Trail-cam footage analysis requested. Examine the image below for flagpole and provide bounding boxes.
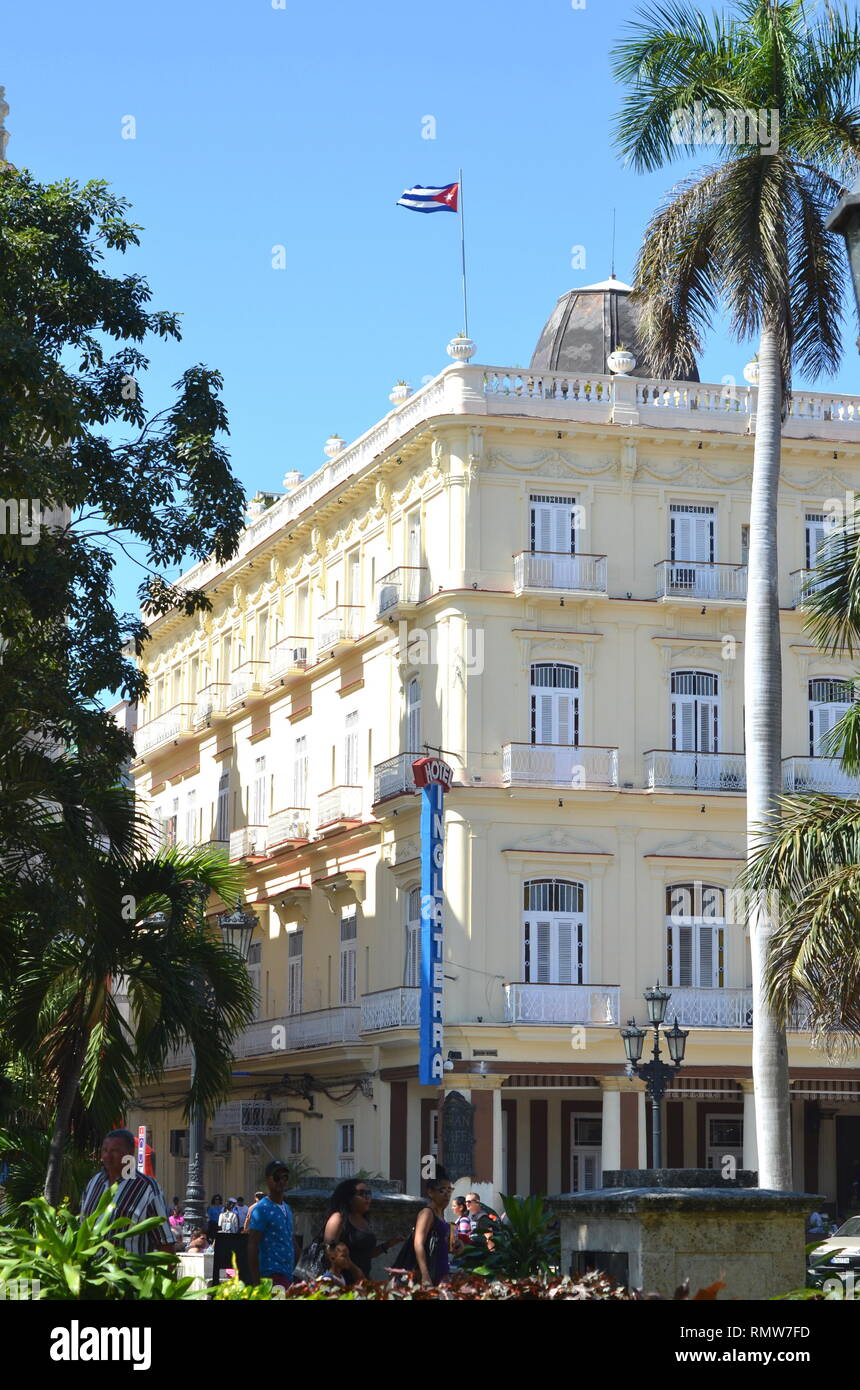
[458,167,469,338]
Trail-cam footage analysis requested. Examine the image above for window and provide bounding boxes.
[215,770,230,843]
[529,493,577,555]
[257,609,268,660]
[809,678,854,756]
[286,1123,302,1156]
[523,879,586,984]
[670,670,719,753]
[247,941,262,1021]
[665,884,725,988]
[669,502,715,563]
[164,797,179,849]
[405,886,421,987]
[805,512,830,570]
[570,1114,602,1191]
[337,1121,355,1177]
[295,583,309,634]
[344,710,359,786]
[339,907,357,1004]
[184,789,197,846]
[252,755,268,825]
[293,735,308,808]
[407,678,421,752]
[740,524,750,565]
[347,550,361,607]
[287,930,303,1015]
[530,663,580,746]
[705,1115,743,1170]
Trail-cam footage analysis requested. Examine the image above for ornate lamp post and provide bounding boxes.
[826,177,860,351]
[621,983,689,1169]
[182,896,258,1228]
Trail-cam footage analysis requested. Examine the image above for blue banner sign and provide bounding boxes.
[413,757,453,1084]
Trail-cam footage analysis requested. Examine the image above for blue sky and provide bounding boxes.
[4,0,859,646]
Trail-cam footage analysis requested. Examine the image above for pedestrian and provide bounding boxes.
[218,1199,240,1235]
[234,1196,249,1227]
[322,1178,403,1284]
[243,1190,264,1232]
[319,1240,352,1287]
[185,1226,211,1253]
[79,1129,174,1255]
[413,1164,455,1286]
[246,1159,297,1288]
[169,1199,185,1246]
[451,1195,471,1244]
[206,1193,224,1242]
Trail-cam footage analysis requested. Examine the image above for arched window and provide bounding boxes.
[522,879,587,983]
[808,677,854,755]
[407,678,422,753]
[665,884,725,988]
[405,886,421,987]
[670,670,719,752]
[530,663,580,746]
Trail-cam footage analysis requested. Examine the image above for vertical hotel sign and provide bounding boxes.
[413,756,453,1084]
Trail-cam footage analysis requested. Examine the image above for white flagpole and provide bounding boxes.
[458,167,469,338]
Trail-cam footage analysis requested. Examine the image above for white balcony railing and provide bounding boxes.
[782,756,860,797]
[194,683,230,726]
[212,1100,282,1134]
[645,749,746,791]
[502,743,619,789]
[668,987,753,1028]
[316,606,363,655]
[316,785,362,828]
[281,1007,361,1050]
[269,636,313,679]
[229,825,268,859]
[655,561,747,602]
[361,988,420,1031]
[135,704,194,756]
[503,983,620,1025]
[229,660,269,704]
[513,551,608,596]
[374,752,421,802]
[267,806,310,848]
[376,567,428,617]
[790,569,824,607]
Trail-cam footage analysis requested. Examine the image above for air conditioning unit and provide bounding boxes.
[212,1134,231,1156]
[291,646,308,666]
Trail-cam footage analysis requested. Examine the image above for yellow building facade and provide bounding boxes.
[129,289,860,1212]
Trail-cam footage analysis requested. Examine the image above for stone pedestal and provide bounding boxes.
[176,1249,213,1292]
[287,1189,424,1282]
[547,1174,821,1300]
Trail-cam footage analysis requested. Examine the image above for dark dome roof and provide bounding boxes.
[530,276,698,381]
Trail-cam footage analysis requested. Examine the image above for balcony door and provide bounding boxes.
[404,886,420,988]
[670,670,720,787]
[523,878,586,984]
[406,678,421,754]
[665,884,725,989]
[529,493,577,588]
[805,512,830,571]
[809,678,853,756]
[339,908,357,1005]
[570,1115,602,1192]
[287,930,303,1015]
[669,503,715,593]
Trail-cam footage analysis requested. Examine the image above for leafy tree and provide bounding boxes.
[612,0,860,1189]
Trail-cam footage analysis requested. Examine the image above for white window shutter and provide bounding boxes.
[678,925,693,986]
[698,925,715,987]
[557,920,573,983]
[536,921,551,982]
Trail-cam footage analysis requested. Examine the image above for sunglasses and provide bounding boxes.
[354,1188,371,1197]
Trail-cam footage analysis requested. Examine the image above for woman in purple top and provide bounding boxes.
[414,1164,455,1285]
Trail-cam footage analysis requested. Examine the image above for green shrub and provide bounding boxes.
[457,1194,560,1278]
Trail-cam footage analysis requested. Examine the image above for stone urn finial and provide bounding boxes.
[324,434,345,459]
[447,334,476,363]
[607,346,637,376]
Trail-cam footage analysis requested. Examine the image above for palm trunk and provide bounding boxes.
[43,1040,86,1206]
[744,321,792,1190]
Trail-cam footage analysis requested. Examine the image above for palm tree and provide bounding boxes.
[740,514,860,1043]
[612,0,860,1187]
[4,843,256,1207]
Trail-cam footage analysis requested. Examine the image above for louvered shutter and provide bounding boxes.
[698,925,715,987]
[695,512,714,562]
[698,693,719,753]
[288,933,303,1015]
[536,921,551,982]
[671,509,692,562]
[806,515,828,570]
[672,693,696,751]
[552,505,572,555]
[678,925,694,986]
[557,920,573,983]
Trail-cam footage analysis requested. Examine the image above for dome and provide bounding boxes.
[529,275,698,381]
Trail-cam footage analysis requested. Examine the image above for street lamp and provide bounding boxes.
[826,176,860,351]
[620,983,689,1169]
[182,895,258,1229]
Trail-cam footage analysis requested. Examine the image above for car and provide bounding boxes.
[808,1216,860,1287]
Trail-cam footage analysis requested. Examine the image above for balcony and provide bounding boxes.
[790,569,823,608]
[655,560,747,605]
[503,983,620,1025]
[269,636,313,682]
[135,704,194,757]
[194,683,230,727]
[229,660,269,706]
[316,605,363,656]
[782,756,860,797]
[361,987,420,1031]
[316,785,362,830]
[513,551,608,598]
[668,988,753,1028]
[376,566,428,618]
[229,824,268,860]
[267,806,311,849]
[374,752,422,803]
[202,838,230,855]
[212,1100,282,1135]
[502,743,619,789]
[645,749,746,792]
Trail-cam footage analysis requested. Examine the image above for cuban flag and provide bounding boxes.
[397,182,459,213]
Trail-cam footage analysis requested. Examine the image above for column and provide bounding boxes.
[601,1082,622,1172]
[491,1086,504,1202]
[741,1081,758,1174]
[637,1091,647,1168]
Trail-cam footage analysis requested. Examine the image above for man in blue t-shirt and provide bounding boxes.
[247,1159,296,1287]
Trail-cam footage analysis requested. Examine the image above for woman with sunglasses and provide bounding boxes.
[323,1178,402,1284]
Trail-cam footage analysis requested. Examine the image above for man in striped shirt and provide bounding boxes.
[79,1129,175,1255]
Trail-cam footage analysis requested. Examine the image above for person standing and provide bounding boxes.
[218,1199,240,1235]
[247,1160,297,1288]
[322,1178,403,1284]
[414,1165,454,1286]
[451,1196,471,1244]
[206,1193,224,1242]
[79,1129,174,1255]
[234,1196,249,1227]
[168,1199,186,1247]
